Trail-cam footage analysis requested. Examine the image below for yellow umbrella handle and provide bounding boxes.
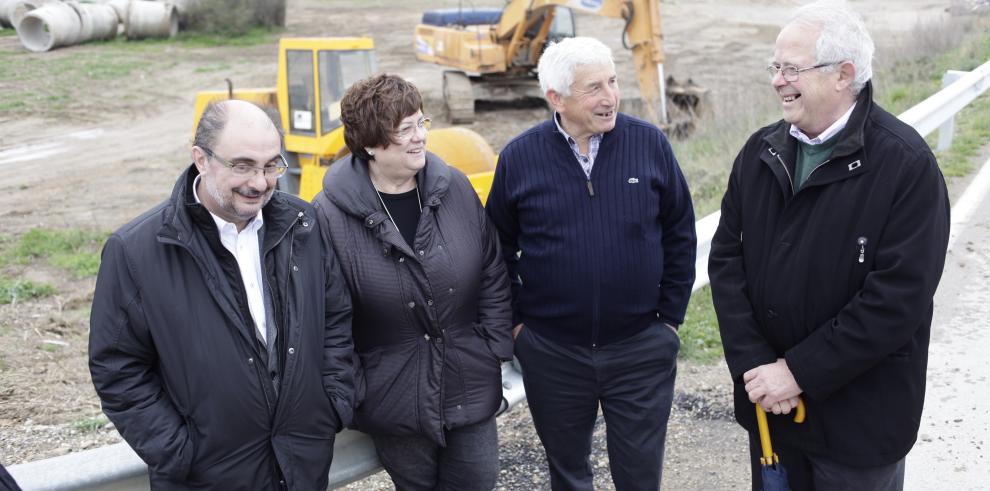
[755,398,806,464]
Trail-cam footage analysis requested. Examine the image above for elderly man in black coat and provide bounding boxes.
[710,2,950,490]
[89,100,354,490]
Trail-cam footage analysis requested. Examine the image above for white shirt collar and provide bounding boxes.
[789,103,857,145]
[192,174,264,233]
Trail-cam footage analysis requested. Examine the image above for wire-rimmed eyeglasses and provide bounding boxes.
[766,62,840,82]
[201,146,289,178]
[393,117,432,142]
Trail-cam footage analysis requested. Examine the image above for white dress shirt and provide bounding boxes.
[193,175,269,343]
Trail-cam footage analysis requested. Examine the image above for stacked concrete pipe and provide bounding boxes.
[6,0,53,29]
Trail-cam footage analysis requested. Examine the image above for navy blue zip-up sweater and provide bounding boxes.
[486,113,697,347]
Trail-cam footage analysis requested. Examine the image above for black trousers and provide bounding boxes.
[372,417,499,491]
[514,323,679,491]
[748,433,905,491]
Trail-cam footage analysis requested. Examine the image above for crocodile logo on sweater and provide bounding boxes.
[628,178,639,184]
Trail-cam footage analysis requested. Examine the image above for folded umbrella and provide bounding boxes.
[755,398,806,491]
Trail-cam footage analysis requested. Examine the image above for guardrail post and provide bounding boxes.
[938,70,968,151]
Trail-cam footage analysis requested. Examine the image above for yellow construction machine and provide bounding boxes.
[192,37,498,202]
[413,0,706,137]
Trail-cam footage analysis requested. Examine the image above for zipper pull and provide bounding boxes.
[857,237,867,263]
[586,180,595,197]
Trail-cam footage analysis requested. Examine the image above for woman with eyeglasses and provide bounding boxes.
[311,74,512,490]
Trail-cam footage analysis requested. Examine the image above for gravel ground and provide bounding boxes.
[343,360,750,490]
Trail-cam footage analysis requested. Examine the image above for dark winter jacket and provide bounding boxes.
[710,83,950,467]
[89,165,355,490]
[486,113,697,348]
[312,153,512,446]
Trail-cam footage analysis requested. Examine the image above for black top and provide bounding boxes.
[379,188,421,247]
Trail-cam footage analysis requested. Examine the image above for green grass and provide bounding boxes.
[73,415,110,433]
[175,27,279,47]
[0,276,56,305]
[678,285,723,363]
[5,228,108,278]
[0,29,15,38]
[933,94,990,178]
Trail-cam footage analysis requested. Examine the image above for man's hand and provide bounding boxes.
[512,323,524,340]
[743,358,802,413]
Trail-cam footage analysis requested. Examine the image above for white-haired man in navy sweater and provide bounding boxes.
[486,36,697,491]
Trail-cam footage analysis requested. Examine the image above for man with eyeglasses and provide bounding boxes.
[89,99,354,490]
[710,1,949,489]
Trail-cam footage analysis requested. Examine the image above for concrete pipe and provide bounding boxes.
[7,0,51,29]
[124,0,177,39]
[68,1,118,42]
[0,0,15,28]
[16,2,83,52]
[104,0,128,24]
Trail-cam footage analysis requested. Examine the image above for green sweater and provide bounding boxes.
[795,133,840,190]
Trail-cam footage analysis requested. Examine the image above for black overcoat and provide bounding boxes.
[90,166,355,489]
[710,83,950,466]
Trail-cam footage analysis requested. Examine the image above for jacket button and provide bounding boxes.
[427,299,434,306]
[302,221,309,227]
[456,404,462,410]
[448,288,454,294]
[407,301,416,308]
[292,265,299,272]
[367,219,374,225]
[768,309,778,319]
[288,347,295,355]
[247,357,254,364]
[297,212,304,218]
[438,245,443,250]
[419,250,425,256]
[398,257,405,263]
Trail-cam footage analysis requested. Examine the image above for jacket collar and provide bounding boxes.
[320,152,450,222]
[762,82,875,194]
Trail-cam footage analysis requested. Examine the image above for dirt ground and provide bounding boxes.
[0,0,963,488]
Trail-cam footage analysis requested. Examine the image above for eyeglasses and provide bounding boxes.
[766,62,839,82]
[394,117,432,142]
[201,146,289,178]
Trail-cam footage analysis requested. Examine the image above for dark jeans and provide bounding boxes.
[372,417,499,491]
[514,323,679,491]
[748,434,905,491]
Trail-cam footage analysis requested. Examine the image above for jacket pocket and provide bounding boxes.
[447,325,502,424]
[354,343,423,435]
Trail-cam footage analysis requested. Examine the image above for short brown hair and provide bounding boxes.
[340,74,423,161]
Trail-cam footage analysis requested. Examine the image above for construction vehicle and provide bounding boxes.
[413,0,706,136]
[192,37,498,202]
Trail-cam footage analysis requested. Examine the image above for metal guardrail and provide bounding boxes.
[8,61,990,490]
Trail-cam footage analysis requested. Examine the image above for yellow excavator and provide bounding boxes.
[413,0,706,137]
[192,37,498,202]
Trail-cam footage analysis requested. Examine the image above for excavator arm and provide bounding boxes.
[495,0,668,125]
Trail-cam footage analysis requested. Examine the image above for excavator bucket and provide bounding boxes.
[664,76,710,139]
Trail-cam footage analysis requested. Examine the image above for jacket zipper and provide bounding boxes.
[771,150,796,195]
[772,146,833,194]
[160,234,276,416]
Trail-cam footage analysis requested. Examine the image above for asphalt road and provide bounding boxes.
[906,155,990,489]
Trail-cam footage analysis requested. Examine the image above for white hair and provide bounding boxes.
[537,37,615,97]
[790,0,875,95]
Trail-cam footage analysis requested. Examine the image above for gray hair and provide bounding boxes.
[193,101,230,150]
[790,0,875,95]
[537,37,615,97]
